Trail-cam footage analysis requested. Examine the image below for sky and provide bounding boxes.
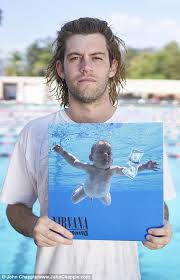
[0,0,180,58]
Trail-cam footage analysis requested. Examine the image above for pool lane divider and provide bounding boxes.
[0,142,15,145]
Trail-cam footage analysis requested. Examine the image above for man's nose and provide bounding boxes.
[79,57,93,73]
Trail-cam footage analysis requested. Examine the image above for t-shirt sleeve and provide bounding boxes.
[0,138,37,208]
[163,148,176,201]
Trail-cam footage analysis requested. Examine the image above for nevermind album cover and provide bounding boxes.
[48,123,164,241]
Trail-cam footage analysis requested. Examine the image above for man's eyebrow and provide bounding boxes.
[67,52,81,58]
[91,52,106,56]
[67,52,106,57]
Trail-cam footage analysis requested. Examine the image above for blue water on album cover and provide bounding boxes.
[48,123,163,241]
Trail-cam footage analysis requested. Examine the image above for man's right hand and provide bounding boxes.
[32,216,73,247]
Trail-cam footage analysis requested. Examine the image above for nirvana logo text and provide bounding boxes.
[52,216,88,236]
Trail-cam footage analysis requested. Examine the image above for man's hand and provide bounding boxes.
[142,220,171,249]
[33,216,73,247]
[144,160,159,171]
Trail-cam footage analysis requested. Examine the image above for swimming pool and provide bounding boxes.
[0,104,180,278]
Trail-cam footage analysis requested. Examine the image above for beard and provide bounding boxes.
[65,77,110,104]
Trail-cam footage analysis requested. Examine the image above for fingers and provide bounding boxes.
[52,144,60,149]
[33,216,73,247]
[34,233,61,247]
[53,145,63,154]
[148,223,171,237]
[40,230,73,246]
[153,163,160,170]
[143,235,170,250]
[146,234,170,246]
[142,222,172,250]
[142,240,165,250]
[146,161,160,170]
[48,218,73,239]
[150,161,160,171]
[52,145,59,151]
[51,143,57,151]
[152,167,160,171]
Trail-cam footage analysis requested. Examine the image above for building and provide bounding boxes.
[122,79,180,101]
[0,76,50,104]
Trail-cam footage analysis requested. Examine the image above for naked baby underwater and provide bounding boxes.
[52,140,159,205]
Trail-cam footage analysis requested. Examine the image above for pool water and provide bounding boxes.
[0,104,180,278]
[0,158,38,274]
[139,154,180,280]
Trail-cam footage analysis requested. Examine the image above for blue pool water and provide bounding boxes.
[0,105,180,278]
[139,155,180,280]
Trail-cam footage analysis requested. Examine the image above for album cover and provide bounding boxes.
[48,123,163,241]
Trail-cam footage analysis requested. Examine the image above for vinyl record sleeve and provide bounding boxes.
[48,123,164,241]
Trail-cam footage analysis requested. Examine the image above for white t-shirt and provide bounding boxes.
[0,107,176,280]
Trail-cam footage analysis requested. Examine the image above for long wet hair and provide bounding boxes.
[46,17,126,107]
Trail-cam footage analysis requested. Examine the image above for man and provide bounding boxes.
[0,18,176,279]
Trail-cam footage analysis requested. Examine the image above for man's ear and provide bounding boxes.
[56,60,65,79]
[89,154,93,161]
[109,59,118,78]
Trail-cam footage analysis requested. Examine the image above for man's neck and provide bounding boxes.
[65,100,117,123]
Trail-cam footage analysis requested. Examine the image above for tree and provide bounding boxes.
[157,42,180,79]
[127,51,165,79]
[4,51,25,76]
[127,41,180,80]
[25,38,53,76]
[0,9,2,25]
[4,37,53,76]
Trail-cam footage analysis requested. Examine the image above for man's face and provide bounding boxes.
[56,33,117,104]
[92,143,113,169]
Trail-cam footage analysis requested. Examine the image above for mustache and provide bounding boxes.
[78,74,97,79]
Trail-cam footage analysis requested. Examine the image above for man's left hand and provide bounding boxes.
[142,220,172,249]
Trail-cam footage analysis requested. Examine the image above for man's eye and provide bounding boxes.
[70,57,80,61]
[93,57,103,61]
